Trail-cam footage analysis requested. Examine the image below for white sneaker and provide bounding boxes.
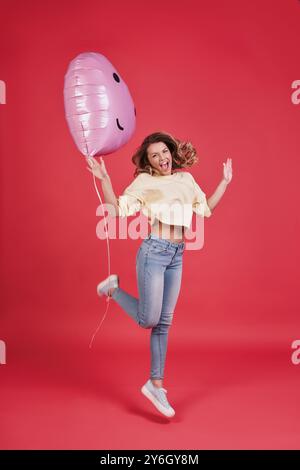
[96,274,119,297]
[141,379,175,418]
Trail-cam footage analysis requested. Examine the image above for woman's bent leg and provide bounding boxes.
[111,287,139,323]
[111,241,165,328]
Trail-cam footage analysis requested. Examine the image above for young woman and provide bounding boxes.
[86,131,232,418]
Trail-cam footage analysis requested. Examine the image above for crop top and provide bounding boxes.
[117,171,212,229]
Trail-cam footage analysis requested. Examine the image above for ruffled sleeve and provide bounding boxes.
[117,193,142,217]
[190,175,212,217]
[117,174,144,217]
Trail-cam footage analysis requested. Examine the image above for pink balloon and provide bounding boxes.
[63,52,136,157]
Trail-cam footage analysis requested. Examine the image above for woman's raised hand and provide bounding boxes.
[86,156,109,180]
[222,157,232,185]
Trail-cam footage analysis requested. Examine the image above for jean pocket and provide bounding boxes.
[149,243,168,254]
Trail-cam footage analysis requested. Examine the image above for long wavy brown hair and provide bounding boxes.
[131,131,199,178]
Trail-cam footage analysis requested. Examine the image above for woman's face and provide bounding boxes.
[146,141,172,176]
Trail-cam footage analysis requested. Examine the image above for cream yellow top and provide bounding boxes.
[117,171,212,229]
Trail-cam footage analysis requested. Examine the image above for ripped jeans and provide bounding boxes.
[111,233,185,380]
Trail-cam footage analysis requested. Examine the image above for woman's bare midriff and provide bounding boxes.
[150,219,185,244]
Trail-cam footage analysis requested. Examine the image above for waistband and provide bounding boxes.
[146,233,185,249]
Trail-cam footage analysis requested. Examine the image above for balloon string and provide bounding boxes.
[79,122,112,349]
[88,173,112,349]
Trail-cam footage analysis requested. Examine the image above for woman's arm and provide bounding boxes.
[100,174,120,215]
[86,156,120,216]
[207,157,232,212]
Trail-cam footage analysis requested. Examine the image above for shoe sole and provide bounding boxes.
[141,385,175,418]
[97,275,119,297]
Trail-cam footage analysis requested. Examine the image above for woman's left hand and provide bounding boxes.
[223,157,232,185]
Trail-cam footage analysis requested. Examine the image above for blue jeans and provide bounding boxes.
[112,233,185,380]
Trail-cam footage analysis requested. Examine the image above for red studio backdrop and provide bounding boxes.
[0,0,300,450]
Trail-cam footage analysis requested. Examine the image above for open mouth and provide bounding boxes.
[116,118,124,131]
[159,160,170,170]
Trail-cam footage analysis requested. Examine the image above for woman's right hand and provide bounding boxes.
[86,156,109,180]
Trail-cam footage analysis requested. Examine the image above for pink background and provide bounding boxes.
[0,0,300,449]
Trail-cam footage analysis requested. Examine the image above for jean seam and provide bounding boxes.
[141,242,151,326]
[159,332,162,379]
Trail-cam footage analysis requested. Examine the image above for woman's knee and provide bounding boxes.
[138,304,161,329]
[139,318,158,329]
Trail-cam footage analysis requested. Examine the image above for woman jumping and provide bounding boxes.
[86,131,233,418]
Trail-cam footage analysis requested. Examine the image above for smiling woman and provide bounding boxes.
[148,142,172,173]
[123,131,207,243]
[92,129,232,418]
[131,130,198,178]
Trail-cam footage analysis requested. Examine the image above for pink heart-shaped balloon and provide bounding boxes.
[63,51,136,157]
